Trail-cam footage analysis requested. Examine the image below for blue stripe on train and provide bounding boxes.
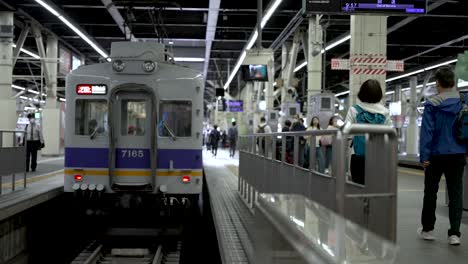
[64,148,202,169]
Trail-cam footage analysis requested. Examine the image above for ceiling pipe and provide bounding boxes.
[203,0,221,79]
[101,0,136,41]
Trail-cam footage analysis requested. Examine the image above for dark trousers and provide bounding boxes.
[229,140,236,157]
[351,154,366,185]
[421,154,465,237]
[26,140,40,171]
[211,142,218,156]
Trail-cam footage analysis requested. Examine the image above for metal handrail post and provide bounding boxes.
[334,131,347,216]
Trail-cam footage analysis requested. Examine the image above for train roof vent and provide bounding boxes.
[110,42,165,62]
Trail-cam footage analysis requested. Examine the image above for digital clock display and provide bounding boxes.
[304,0,427,15]
[341,0,427,14]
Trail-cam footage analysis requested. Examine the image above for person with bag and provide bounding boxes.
[418,67,466,245]
[345,79,391,185]
[210,125,221,157]
[24,113,45,172]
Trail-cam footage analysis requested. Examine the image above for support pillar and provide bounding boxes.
[0,12,16,147]
[406,77,419,155]
[41,35,61,156]
[349,16,387,106]
[306,16,323,122]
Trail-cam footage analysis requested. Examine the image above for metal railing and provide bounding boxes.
[0,130,27,195]
[238,123,398,242]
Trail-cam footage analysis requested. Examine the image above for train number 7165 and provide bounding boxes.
[121,149,144,158]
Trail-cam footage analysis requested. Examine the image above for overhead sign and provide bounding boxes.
[227,100,243,112]
[331,55,404,74]
[305,0,427,15]
[76,84,107,95]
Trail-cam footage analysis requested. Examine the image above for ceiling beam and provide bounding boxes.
[203,0,221,80]
[101,0,136,41]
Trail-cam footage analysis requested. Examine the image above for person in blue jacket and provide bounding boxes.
[418,66,466,245]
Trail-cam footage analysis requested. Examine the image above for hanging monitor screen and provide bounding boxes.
[341,0,427,14]
[241,65,268,81]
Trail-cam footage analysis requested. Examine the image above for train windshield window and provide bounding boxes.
[75,100,108,136]
[159,101,192,137]
[121,100,147,136]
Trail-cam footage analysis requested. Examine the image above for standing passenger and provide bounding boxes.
[210,125,220,157]
[24,113,44,172]
[345,79,391,185]
[256,117,272,155]
[321,116,339,174]
[306,117,325,173]
[291,117,306,167]
[418,66,466,245]
[228,122,238,158]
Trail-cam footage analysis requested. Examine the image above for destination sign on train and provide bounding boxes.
[76,84,107,95]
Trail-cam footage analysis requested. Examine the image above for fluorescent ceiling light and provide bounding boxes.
[12,85,26,91]
[335,91,350,97]
[246,30,258,50]
[325,35,351,51]
[35,0,60,16]
[174,57,205,62]
[59,98,66,102]
[24,106,37,111]
[12,44,40,59]
[261,0,283,28]
[386,69,425,82]
[35,0,109,59]
[224,0,283,90]
[224,51,246,90]
[386,91,395,95]
[28,90,40,95]
[294,61,307,72]
[424,59,458,71]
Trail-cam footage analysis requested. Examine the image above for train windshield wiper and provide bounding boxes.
[163,122,177,141]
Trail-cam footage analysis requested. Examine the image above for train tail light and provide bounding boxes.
[74,174,83,181]
[182,175,191,183]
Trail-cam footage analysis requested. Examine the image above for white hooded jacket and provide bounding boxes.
[345,102,392,126]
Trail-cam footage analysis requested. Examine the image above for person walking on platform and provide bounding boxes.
[228,122,238,158]
[418,66,466,246]
[210,125,220,157]
[24,113,44,172]
[345,79,391,185]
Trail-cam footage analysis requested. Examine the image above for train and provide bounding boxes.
[64,42,204,210]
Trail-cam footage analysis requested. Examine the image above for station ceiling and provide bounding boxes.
[2,0,468,104]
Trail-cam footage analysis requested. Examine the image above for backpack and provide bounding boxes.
[257,125,266,134]
[353,105,386,156]
[456,94,468,143]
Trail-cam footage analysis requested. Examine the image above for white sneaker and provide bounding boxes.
[448,235,461,245]
[417,227,435,240]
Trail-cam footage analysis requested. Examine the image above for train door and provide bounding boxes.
[109,86,156,191]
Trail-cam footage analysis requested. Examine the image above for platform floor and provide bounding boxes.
[0,157,64,221]
[204,149,468,263]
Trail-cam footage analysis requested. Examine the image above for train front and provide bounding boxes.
[64,42,204,209]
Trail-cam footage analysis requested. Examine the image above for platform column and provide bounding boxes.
[349,16,387,106]
[406,76,419,155]
[306,16,323,122]
[41,35,61,156]
[0,12,16,147]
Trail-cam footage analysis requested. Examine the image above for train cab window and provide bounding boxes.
[121,100,147,136]
[75,100,108,136]
[159,101,192,137]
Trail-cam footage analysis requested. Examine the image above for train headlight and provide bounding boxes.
[142,61,156,72]
[112,60,126,72]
